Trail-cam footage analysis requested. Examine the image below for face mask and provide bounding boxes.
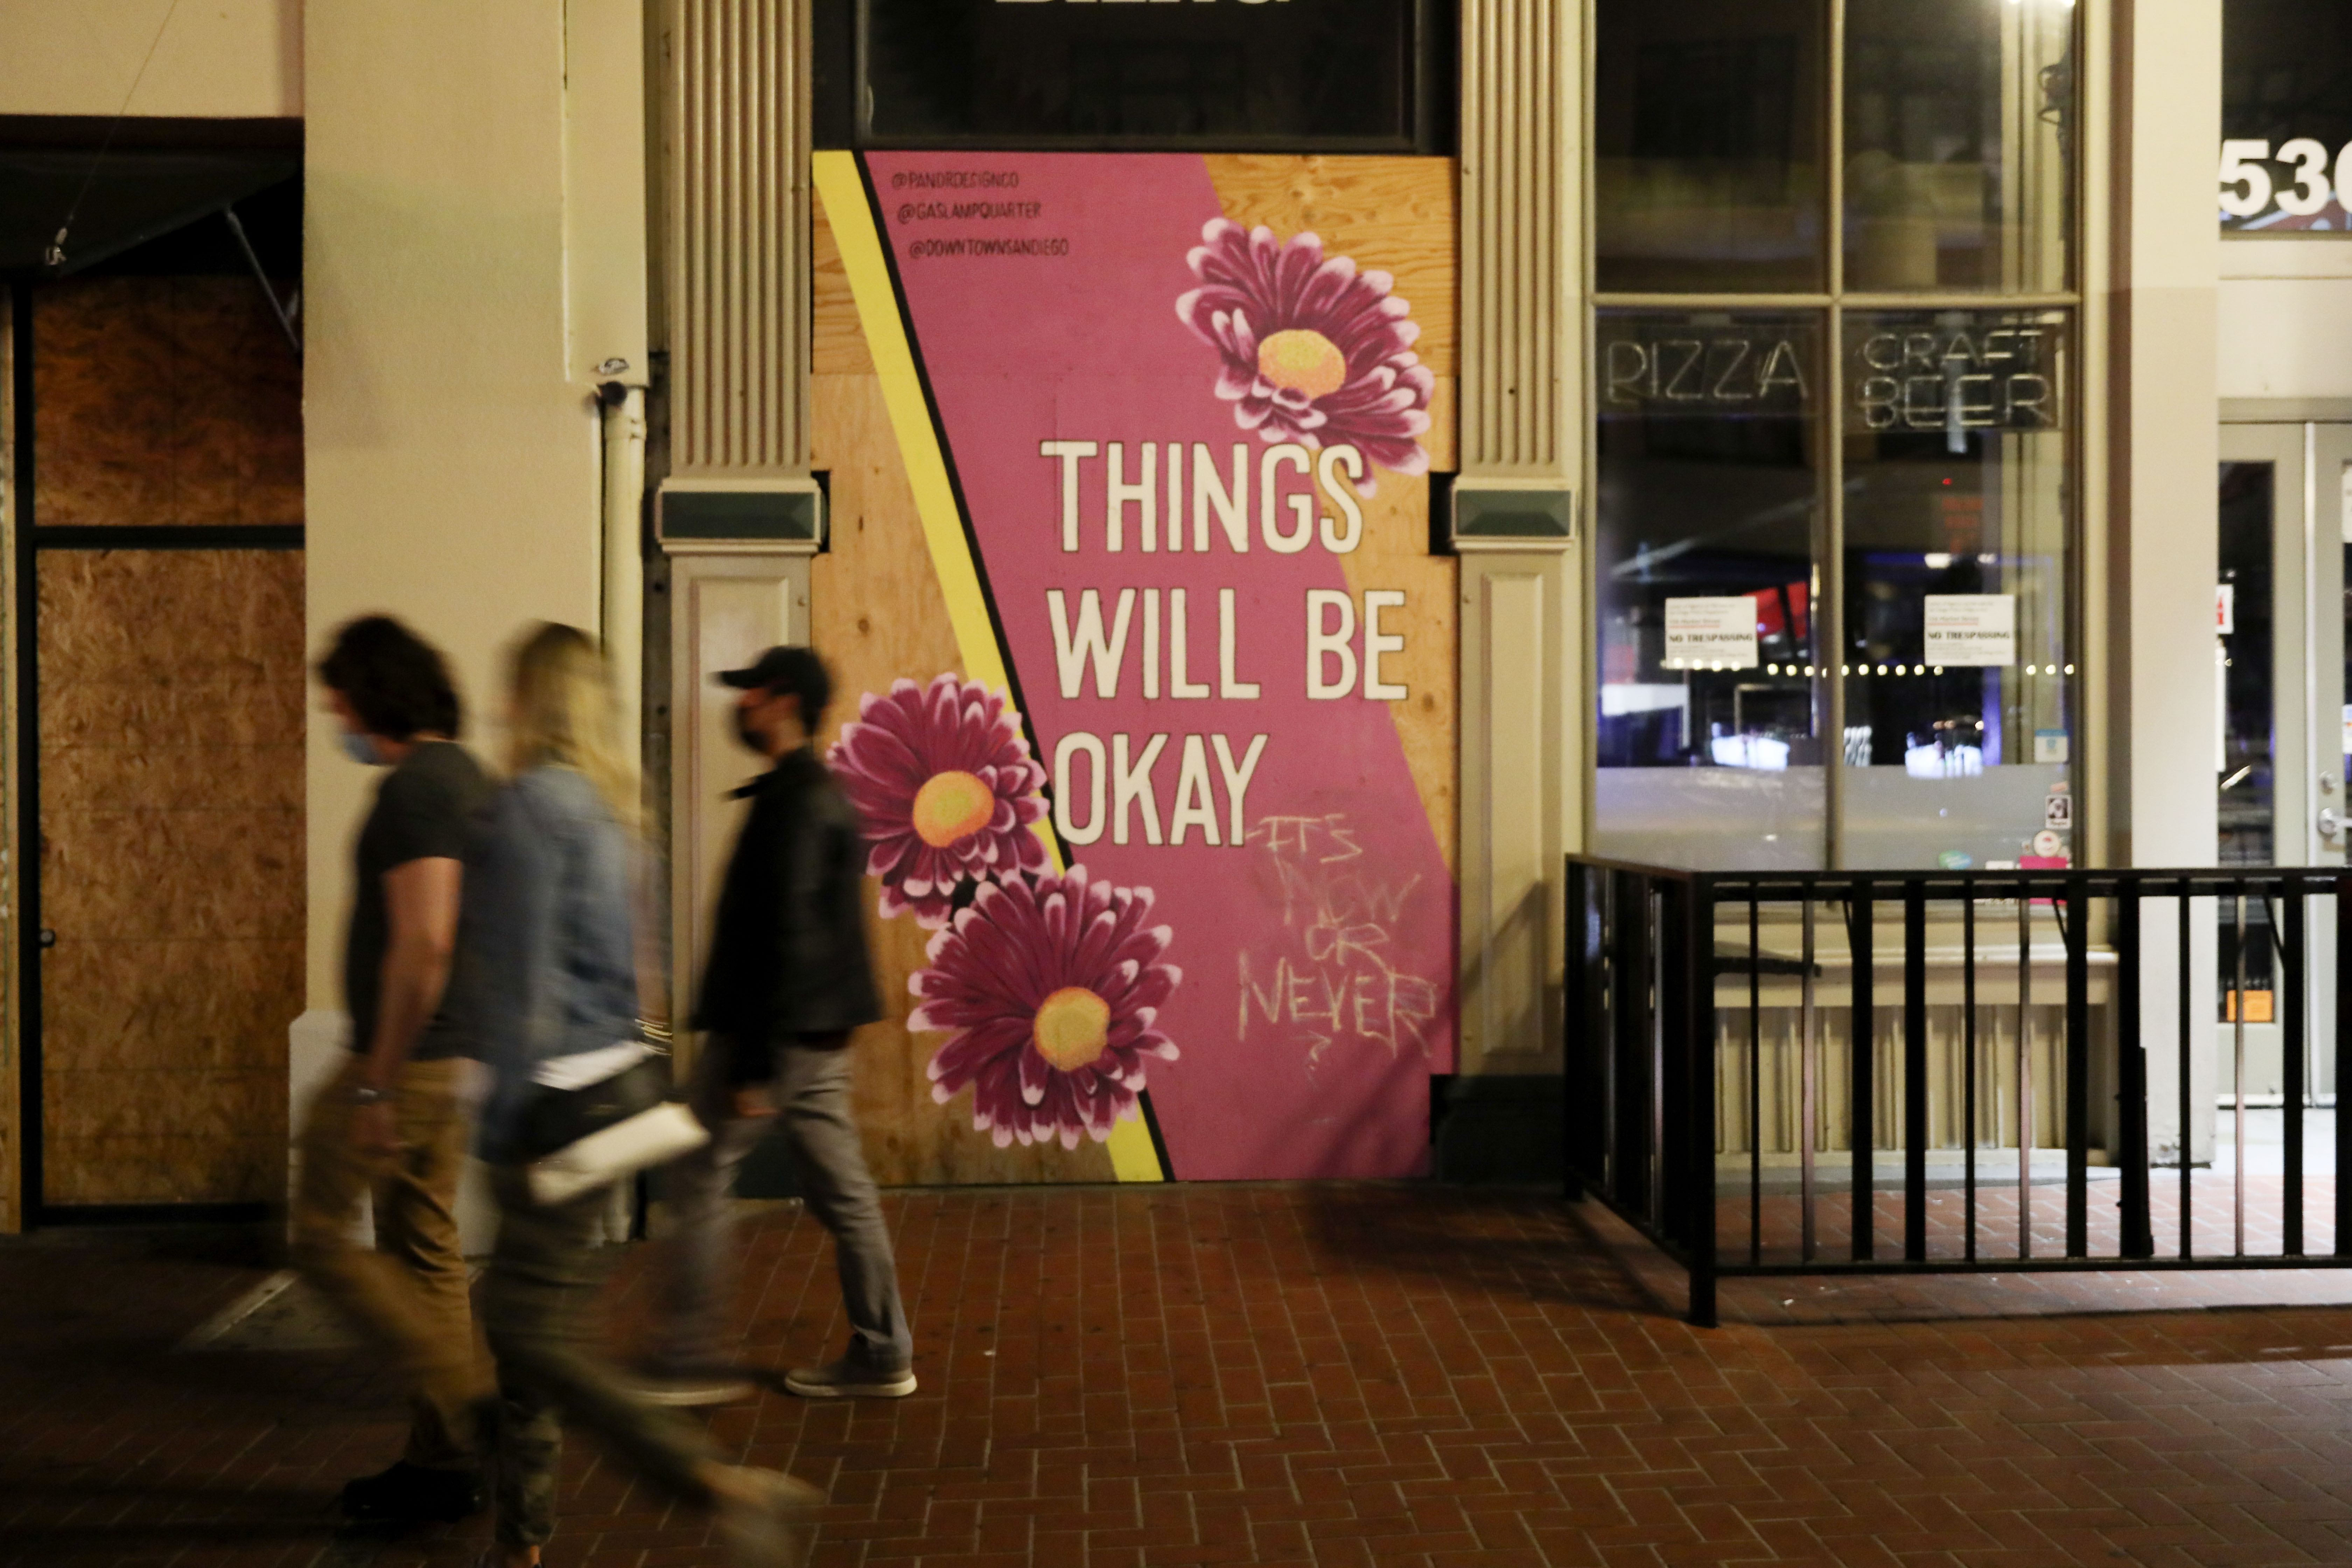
[338,729,388,767]
[733,708,768,756]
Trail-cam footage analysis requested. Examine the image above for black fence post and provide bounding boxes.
[2116,883,2153,1259]
[1657,877,1693,1252]
[2066,873,2090,1258]
[2180,877,2196,1260]
[2339,876,2352,1257]
[1904,882,1928,1261]
[2284,880,2306,1257]
[1688,873,1718,1328]
[1564,858,1591,1199]
[1849,886,1875,1262]
[1610,871,1652,1219]
[1747,894,1763,1268]
[1581,862,1612,1198]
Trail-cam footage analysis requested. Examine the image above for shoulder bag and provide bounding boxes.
[514,1048,710,1207]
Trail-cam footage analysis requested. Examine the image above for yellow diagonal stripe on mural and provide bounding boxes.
[813,153,1018,754]
[813,150,1166,1184]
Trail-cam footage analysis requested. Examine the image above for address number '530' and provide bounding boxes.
[2218,138,2348,220]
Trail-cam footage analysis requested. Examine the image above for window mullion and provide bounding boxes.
[1827,0,1847,302]
[1825,300,1847,869]
[1825,0,1847,867]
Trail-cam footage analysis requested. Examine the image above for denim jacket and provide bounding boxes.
[457,764,643,1162]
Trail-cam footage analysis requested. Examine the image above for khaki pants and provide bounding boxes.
[484,1164,718,1546]
[292,1054,492,1470]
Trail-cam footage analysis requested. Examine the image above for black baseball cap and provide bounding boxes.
[716,645,833,716]
[717,646,803,688]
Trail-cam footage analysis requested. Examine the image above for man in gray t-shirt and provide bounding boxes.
[345,737,489,1065]
[292,616,494,1527]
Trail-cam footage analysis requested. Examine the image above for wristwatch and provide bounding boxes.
[351,1083,389,1107]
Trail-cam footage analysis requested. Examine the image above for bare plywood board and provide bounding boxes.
[812,207,876,378]
[33,278,302,528]
[1,290,16,1229]
[37,550,304,1205]
[38,1130,286,1206]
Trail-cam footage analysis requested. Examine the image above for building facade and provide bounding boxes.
[0,0,2332,1222]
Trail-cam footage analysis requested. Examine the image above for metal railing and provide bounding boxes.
[1565,855,2352,1325]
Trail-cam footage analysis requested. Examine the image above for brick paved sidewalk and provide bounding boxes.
[8,1185,2352,1568]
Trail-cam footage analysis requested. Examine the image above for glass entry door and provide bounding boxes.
[2215,422,2352,1104]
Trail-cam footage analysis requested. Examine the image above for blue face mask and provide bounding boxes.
[337,729,388,767]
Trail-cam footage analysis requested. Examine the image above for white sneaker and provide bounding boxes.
[630,1371,757,1407]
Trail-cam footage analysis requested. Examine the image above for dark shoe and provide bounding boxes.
[783,1353,915,1399]
[339,1460,483,1524]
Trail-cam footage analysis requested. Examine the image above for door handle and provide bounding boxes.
[37,929,55,948]
[2322,807,2343,840]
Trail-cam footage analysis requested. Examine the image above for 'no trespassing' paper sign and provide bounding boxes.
[1663,597,1759,670]
[1923,594,2016,667]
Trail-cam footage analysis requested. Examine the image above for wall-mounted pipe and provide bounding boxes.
[599,381,648,763]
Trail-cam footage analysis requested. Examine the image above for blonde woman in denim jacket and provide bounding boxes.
[461,622,820,1568]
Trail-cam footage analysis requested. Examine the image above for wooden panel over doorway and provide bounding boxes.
[27,273,306,1211]
[36,550,304,1205]
[33,277,301,528]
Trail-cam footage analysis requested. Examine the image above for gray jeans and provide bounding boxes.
[653,1038,912,1373]
[483,1166,718,1546]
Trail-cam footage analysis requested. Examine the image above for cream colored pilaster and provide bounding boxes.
[2112,0,2221,1161]
[654,0,817,1043]
[1452,0,1580,1084]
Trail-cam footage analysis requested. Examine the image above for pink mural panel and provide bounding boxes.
[861,152,1454,1180]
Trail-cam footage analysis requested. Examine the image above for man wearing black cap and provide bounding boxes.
[640,645,913,1404]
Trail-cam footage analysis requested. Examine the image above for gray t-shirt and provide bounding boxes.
[343,740,492,1059]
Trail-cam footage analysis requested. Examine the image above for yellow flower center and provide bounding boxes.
[1031,986,1112,1073]
[1256,328,1349,401]
[911,770,995,849]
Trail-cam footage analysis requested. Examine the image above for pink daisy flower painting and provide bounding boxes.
[828,673,1049,927]
[1175,217,1434,489]
[910,866,1181,1150]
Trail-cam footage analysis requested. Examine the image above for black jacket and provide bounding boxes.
[692,745,883,1082]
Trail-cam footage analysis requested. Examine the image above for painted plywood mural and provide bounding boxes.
[809,153,1457,1183]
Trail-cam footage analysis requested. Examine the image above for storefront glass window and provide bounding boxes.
[1590,1,2079,872]
[1838,309,2072,869]
[1592,312,1826,870]
[2220,0,2352,233]
[846,0,1445,151]
[1592,0,1827,294]
[1842,0,2074,292]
